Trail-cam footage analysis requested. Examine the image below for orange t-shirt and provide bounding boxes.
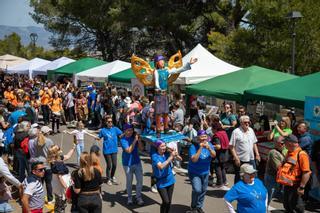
[50,98,62,113]
[4,91,17,106]
[39,90,51,105]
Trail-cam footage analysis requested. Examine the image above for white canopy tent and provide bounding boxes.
[174,43,241,85]
[0,54,29,71]
[75,60,130,82]
[33,56,75,76]
[6,57,51,79]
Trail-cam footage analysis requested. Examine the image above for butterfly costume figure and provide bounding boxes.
[131,51,197,136]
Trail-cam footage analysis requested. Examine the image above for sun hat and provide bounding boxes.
[240,163,257,176]
[41,126,52,134]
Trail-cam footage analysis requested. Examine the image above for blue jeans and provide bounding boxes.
[123,163,143,200]
[264,174,279,204]
[76,143,84,165]
[189,172,209,209]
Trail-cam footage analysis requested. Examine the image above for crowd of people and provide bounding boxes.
[0,73,319,213]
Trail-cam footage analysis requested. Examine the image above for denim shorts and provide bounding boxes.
[0,201,13,212]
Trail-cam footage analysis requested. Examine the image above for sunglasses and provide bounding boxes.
[243,121,250,124]
[35,168,45,172]
[107,121,113,123]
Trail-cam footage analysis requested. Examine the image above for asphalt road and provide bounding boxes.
[11,125,318,213]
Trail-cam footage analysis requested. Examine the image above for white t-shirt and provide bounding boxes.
[70,129,88,145]
[23,177,45,210]
[230,127,257,162]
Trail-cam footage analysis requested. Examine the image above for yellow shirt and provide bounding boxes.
[39,90,52,105]
[50,98,62,113]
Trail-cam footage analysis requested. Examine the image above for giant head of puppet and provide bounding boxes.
[154,55,165,69]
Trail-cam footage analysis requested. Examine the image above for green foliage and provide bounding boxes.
[208,0,320,75]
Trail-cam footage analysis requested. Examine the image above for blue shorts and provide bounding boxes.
[0,201,13,212]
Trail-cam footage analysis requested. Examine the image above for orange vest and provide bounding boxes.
[276,147,309,186]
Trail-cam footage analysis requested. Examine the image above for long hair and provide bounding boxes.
[37,132,46,146]
[78,152,95,181]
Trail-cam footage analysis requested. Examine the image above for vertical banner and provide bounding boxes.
[304,96,320,201]
[131,78,145,97]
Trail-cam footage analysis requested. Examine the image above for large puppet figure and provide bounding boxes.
[131,51,197,136]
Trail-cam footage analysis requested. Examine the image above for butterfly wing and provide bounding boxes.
[168,50,183,85]
[131,55,155,86]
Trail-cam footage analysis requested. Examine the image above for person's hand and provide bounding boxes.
[19,184,24,198]
[63,130,67,133]
[255,154,261,162]
[234,157,240,167]
[134,134,139,142]
[297,187,305,196]
[189,58,198,64]
[200,142,207,148]
[273,120,278,126]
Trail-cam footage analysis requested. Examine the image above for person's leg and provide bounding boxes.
[294,186,305,213]
[76,144,82,165]
[123,166,133,201]
[221,162,227,185]
[189,173,202,209]
[52,114,56,132]
[56,117,60,132]
[104,154,112,180]
[44,169,53,202]
[197,173,209,209]
[166,184,174,213]
[214,162,222,186]
[135,163,143,200]
[45,105,50,124]
[158,187,170,213]
[110,153,117,179]
[283,186,295,212]
[264,174,276,205]
[77,195,89,213]
[91,194,102,213]
[233,163,240,184]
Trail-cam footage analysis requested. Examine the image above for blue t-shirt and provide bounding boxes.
[151,152,176,189]
[121,136,141,166]
[224,178,267,213]
[220,113,237,127]
[188,143,214,175]
[88,91,97,110]
[99,127,122,154]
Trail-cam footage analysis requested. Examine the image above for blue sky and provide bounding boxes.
[0,0,41,27]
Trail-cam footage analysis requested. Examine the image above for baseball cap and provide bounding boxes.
[41,126,52,134]
[284,134,299,143]
[240,163,257,175]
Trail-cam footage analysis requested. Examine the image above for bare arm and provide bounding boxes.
[124,136,139,154]
[63,145,76,161]
[191,146,203,163]
[58,174,67,189]
[157,154,174,170]
[253,143,260,161]
[224,198,236,213]
[21,194,30,213]
[229,145,240,166]
[275,125,290,137]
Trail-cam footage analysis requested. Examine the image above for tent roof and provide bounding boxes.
[108,62,155,83]
[76,60,130,82]
[34,57,75,72]
[0,54,29,70]
[6,57,51,78]
[175,43,241,85]
[53,57,106,75]
[244,71,320,109]
[186,65,298,103]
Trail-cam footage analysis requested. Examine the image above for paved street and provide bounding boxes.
[11,126,318,212]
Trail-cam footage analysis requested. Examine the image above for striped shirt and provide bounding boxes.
[23,175,45,210]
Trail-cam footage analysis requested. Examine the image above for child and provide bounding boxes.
[0,177,13,212]
[64,121,99,165]
[48,144,76,213]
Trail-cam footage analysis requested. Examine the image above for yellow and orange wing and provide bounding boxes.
[168,50,183,85]
[131,55,155,86]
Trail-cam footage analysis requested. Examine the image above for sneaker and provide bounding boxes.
[136,198,144,206]
[151,185,158,193]
[224,182,229,186]
[127,198,133,205]
[107,180,112,186]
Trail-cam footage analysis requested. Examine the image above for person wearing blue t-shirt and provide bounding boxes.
[224,164,268,213]
[98,115,123,185]
[188,130,216,213]
[152,140,180,213]
[120,123,144,206]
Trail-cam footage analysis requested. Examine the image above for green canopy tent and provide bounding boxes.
[244,71,320,109]
[48,57,106,80]
[186,65,298,103]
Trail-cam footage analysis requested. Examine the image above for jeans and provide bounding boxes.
[41,105,50,125]
[264,174,280,204]
[16,149,29,182]
[44,169,53,202]
[283,185,305,213]
[189,172,209,209]
[234,159,256,184]
[214,162,227,185]
[67,106,75,122]
[104,153,117,180]
[123,163,143,200]
[158,184,174,213]
[77,193,102,213]
[76,143,84,165]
